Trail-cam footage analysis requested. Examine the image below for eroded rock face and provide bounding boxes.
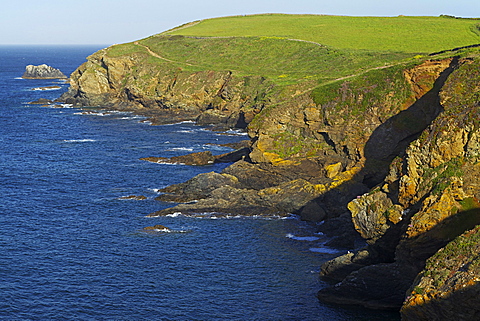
[22,64,67,79]
[319,56,480,310]
[60,48,275,128]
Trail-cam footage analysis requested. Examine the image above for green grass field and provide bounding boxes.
[164,14,480,53]
[106,14,480,87]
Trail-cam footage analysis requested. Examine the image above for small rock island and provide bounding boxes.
[22,64,67,79]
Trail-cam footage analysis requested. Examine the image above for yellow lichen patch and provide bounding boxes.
[314,184,327,194]
[399,175,418,205]
[258,187,282,196]
[325,162,343,179]
[387,205,404,224]
[407,187,460,238]
[329,166,362,188]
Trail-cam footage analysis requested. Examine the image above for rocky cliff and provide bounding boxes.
[318,55,480,314]
[60,35,480,318]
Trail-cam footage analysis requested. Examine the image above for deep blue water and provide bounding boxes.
[0,46,400,320]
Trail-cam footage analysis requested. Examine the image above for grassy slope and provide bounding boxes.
[105,14,480,92]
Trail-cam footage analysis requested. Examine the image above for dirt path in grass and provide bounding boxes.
[134,41,195,66]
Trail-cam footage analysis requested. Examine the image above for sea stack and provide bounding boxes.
[22,64,67,79]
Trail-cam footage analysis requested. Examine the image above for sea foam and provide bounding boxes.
[63,139,96,143]
[286,233,320,241]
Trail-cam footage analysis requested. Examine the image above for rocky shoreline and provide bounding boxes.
[55,41,480,319]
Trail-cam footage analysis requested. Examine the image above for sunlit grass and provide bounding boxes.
[164,14,480,53]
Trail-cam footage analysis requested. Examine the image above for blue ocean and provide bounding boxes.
[0,46,400,320]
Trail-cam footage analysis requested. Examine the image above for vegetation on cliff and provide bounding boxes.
[60,13,480,318]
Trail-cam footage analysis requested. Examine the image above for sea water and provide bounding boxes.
[0,46,400,320]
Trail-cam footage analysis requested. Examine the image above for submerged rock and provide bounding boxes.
[28,98,53,105]
[22,64,67,79]
[143,224,170,232]
[118,195,147,200]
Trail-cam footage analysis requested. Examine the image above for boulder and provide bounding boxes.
[22,64,67,79]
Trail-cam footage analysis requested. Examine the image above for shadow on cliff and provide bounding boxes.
[400,216,480,320]
[318,57,459,221]
[401,281,480,320]
[397,207,480,268]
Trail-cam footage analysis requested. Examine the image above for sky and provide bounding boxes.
[1,0,479,45]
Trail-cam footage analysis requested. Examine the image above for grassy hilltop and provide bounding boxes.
[165,14,480,52]
[107,14,480,87]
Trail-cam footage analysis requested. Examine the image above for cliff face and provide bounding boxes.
[319,56,480,311]
[61,40,480,316]
[62,47,277,127]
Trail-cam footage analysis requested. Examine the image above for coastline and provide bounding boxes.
[50,16,480,317]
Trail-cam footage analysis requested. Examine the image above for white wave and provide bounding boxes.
[282,214,300,220]
[14,77,25,80]
[309,247,342,254]
[56,103,74,108]
[153,161,184,165]
[63,139,96,143]
[119,116,144,120]
[217,129,249,136]
[150,227,172,232]
[142,226,190,233]
[286,233,320,241]
[176,130,195,133]
[32,86,61,91]
[163,120,196,126]
[166,212,183,218]
[163,212,283,220]
[107,110,131,115]
[73,111,109,116]
[167,147,194,152]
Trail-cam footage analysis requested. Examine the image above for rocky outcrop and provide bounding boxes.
[151,162,330,217]
[140,147,251,166]
[142,151,216,166]
[22,64,67,79]
[318,56,480,311]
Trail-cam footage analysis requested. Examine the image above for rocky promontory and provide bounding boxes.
[57,14,480,318]
[22,64,67,79]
